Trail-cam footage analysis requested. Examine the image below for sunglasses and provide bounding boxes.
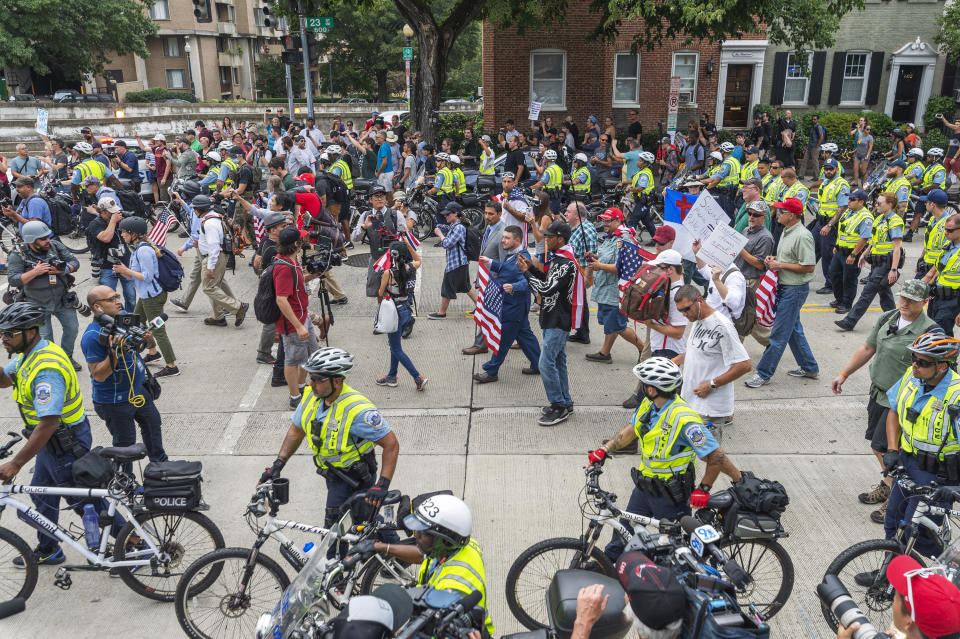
[911,355,937,368]
[0,329,21,339]
[95,294,122,304]
[905,566,949,622]
[946,227,960,233]
[748,211,766,218]
[676,302,698,314]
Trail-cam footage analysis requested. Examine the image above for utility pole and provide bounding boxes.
[296,0,315,121]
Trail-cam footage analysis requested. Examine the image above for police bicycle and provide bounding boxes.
[820,466,960,633]
[0,437,224,607]
[504,465,794,630]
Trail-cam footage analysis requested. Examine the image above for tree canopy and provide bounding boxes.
[936,1,960,66]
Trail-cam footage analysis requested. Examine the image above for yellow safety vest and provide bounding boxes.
[417,538,495,636]
[206,158,238,191]
[453,168,466,194]
[434,166,455,195]
[331,159,353,190]
[883,176,912,203]
[718,156,741,188]
[633,397,700,480]
[870,212,905,256]
[924,213,950,266]
[835,205,872,249]
[478,149,495,175]
[12,342,85,428]
[543,163,563,191]
[75,158,106,182]
[936,244,960,289]
[893,369,960,462]
[572,166,591,193]
[783,181,809,205]
[300,384,376,470]
[818,176,850,220]
[906,161,925,184]
[763,175,784,202]
[631,167,655,195]
[760,172,772,190]
[739,159,758,186]
[921,163,946,190]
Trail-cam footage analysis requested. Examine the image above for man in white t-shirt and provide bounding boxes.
[675,284,753,439]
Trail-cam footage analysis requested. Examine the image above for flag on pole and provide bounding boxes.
[663,188,697,224]
[474,261,503,353]
[253,215,265,244]
[755,269,779,327]
[404,229,420,250]
[373,251,391,272]
[147,208,178,247]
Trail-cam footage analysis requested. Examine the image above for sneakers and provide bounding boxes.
[428,313,446,320]
[235,302,249,327]
[854,569,881,588]
[289,394,302,409]
[143,352,162,364]
[834,305,851,314]
[858,482,891,505]
[170,298,188,311]
[870,501,888,524]
[472,372,498,383]
[13,546,65,567]
[415,375,428,391]
[204,317,227,327]
[344,241,355,250]
[154,365,180,378]
[256,354,277,365]
[787,368,819,379]
[270,377,287,388]
[585,352,612,363]
[539,405,570,427]
[375,375,398,387]
[329,297,348,305]
[541,404,574,415]
[521,367,540,375]
[744,374,770,388]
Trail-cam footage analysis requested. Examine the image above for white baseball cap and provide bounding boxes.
[650,249,683,266]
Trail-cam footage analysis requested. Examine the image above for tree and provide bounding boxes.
[0,0,156,82]
[255,55,305,98]
[937,1,960,66]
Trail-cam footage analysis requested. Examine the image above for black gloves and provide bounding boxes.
[259,457,286,484]
[883,450,901,475]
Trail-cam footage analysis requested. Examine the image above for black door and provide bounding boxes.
[892,65,923,122]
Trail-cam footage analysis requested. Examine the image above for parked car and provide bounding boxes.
[376,110,409,126]
[337,97,369,103]
[7,94,38,103]
[53,89,81,102]
[55,93,116,103]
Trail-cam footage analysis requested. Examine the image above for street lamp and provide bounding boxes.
[402,24,414,111]
[184,41,196,98]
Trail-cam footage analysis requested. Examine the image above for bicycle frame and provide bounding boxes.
[894,498,960,559]
[578,494,661,561]
[0,484,160,568]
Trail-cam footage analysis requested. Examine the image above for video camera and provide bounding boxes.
[95,312,166,353]
[818,575,891,639]
[303,235,341,274]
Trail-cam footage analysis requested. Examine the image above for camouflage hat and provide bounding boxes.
[898,279,930,302]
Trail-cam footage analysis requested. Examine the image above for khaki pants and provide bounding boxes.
[201,253,240,319]
[744,277,771,347]
[135,292,176,364]
[319,271,346,300]
[180,250,204,308]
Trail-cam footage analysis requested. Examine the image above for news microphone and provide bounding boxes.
[0,597,25,620]
[438,589,483,629]
[149,313,169,329]
[680,516,751,588]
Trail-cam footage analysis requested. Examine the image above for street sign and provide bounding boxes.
[667,75,680,133]
[307,17,333,33]
[402,47,413,61]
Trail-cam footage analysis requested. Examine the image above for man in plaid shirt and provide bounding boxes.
[429,202,471,319]
[565,201,597,343]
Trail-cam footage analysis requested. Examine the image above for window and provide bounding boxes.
[783,52,813,104]
[166,69,187,89]
[219,66,231,84]
[613,52,641,104]
[216,36,227,52]
[106,70,124,83]
[215,3,234,22]
[232,68,239,84]
[254,7,269,27]
[162,36,182,57]
[194,0,211,23]
[672,52,699,104]
[530,50,566,109]
[149,0,169,20]
[841,52,870,104]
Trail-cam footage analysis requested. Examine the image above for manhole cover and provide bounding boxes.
[344,253,370,268]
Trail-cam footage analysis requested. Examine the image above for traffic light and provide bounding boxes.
[281,35,302,51]
[192,0,204,18]
[306,33,319,65]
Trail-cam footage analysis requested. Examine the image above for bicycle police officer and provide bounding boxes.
[921,213,960,335]
[531,149,563,213]
[619,151,657,242]
[587,357,743,560]
[566,152,592,200]
[258,347,401,531]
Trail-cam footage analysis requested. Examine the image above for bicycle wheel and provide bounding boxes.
[175,547,289,639]
[358,554,417,594]
[820,538,926,632]
[0,223,18,255]
[505,537,614,630]
[113,510,226,602]
[719,538,794,619]
[415,210,435,241]
[0,527,38,605]
[58,228,90,254]
[462,207,483,228]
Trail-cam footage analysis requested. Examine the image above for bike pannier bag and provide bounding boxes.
[620,264,671,322]
[72,446,113,488]
[143,460,203,511]
[730,471,789,518]
[732,512,781,539]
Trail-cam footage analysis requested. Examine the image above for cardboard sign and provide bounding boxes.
[699,224,749,268]
[528,101,542,122]
[36,109,48,136]
[682,191,729,242]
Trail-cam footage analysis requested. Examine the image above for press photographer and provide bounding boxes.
[87,197,137,310]
[6,221,83,371]
[351,185,401,297]
[80,285,167,467]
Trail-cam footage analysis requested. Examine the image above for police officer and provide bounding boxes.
[815,158,851,295]
[619,151,656,241]
[738,145,760,187]
[199,148,239,193]
[449,155,467,198]
[373,494,495,637]
[882,160,912,221]
[916,190,952,280]
[428,152,456,218]
[0,302,108,565]
[69,141,124,205]
[903,148,928,242]
[587,357,743,560]
[258,347,401,530]
[881,330,960,558]
[566,152,592,200]
[828,189,872,314]
[532,149,563,213]
[922,213,960,335]
[704,142,741,219]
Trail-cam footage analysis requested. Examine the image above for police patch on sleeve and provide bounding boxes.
[685,423,706,447]
[35,382,53,406]
[363,410,384,428]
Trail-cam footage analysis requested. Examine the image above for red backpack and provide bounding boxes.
[620,264,671,323]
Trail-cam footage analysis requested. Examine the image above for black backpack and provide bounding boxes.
[30,195,73,237]
[254,260,296,324]
[116,189,148,219]
[730,471,789,517]
[463,224,482,262]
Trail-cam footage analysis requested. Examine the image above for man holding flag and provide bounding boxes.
[517,220,584,426]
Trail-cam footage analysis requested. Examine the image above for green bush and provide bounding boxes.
[436,112,485,147]
[922,130,951,152]
[924,96,958,130]
[795,110,895,155]
[124,88,195,103]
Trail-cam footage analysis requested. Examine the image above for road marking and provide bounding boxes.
[217,364,271,455]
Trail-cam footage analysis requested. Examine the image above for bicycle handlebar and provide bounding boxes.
[0,431,22,460]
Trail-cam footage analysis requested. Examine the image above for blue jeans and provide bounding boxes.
[93,396,167,471]
[40,306,79,359]
[884,452,956,558]
[99,267,138,311]
[604,486,691,562]
[482,317,541,376]
[928,296,960,337]
[811,220,835,288]
[539,327,571,407]
[387,303,420,380]
[756,283,818,380]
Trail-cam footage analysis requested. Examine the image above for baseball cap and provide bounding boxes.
[97,197,121,213]
[444,201,464,213]
[850,189,869,201]
[823,158,838,169]
[80,126,92,134]
[650,248,683,266]
[616,552,686,630]
[481,134,492,142]
[82,175,102,186]
[899,279,931,302]
[661,136,671,144]
[278,226,301,245]
[743,177,763,190]
[542,219,572,240]
[261,211,287,229]
[746,146,760,154]
[770,198,804,216]
[599,207,624,221]
[918,189,948,205]
[589,115,597,123]
[651,226,676,245]
[369,184,388,196]
[294,173,315,186]
[153,133,166,142]
[889,159,907,169]
[886,555,960,638]
[748,200,769,213]
[392,191,406,202]
[12,177,35,188]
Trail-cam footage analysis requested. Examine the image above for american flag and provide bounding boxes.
[147,208,178,247]
[474,261,503,353]
[615,241,656,304]
[253,215,265,244]
[755,269,779,327]
[373,251,391,272]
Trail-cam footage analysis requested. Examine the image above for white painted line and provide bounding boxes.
[217,363,271,455]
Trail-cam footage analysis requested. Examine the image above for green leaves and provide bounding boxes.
[936,2,960,66]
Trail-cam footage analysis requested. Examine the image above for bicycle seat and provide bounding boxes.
[99,443,147,462]
[706,490,734,510]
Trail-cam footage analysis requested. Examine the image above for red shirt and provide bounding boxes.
[294,192,322,217]
[273,255,309,334]
[151,145,168,180]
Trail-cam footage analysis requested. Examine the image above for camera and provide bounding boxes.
[105,246,126,265]
[303,235,341,274]
[936,113,944,120]
[62,290,92,317]
[104,148,117,158]
[95,312,154,352]
[818,575,891,639]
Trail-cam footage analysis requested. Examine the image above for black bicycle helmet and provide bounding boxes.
[0,302,47,331]
[178,180,202,201]
[892,128,904,138]
[908,330,960,362]
[191,194,214,211]
[118,216,149,236]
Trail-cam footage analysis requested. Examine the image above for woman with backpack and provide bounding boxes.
[113,217,180,378]
[375,239,427,391]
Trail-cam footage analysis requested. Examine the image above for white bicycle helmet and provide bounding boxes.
[74,141,94,155]
[218,140,233,151]
[907,147,924,158]
[574,152,589,163]
[403,494,472,555]
[449,154,461,165]
[544,149,558,160]
[436,152,450,161]
[632,357,683,392]
[709,151,723,162]
[206,151,222,163]
[638,151,656,164]
[820,143,838,153]
[319,152,330,163]
[303,347,354,376]
[927,147,945,158]
[326,144,342,155]
[720,142,735,153]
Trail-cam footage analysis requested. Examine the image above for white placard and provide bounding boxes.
[527,101,542,122]
[664,222,696,262]
[698,224,749,268]
[682,191,729,242]
[36,109,48,136]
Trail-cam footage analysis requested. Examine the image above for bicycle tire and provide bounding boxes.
[820,538,926,632]
[0,526,38,605]
[113,510,226,602]
[718,537,794,619]
[175,546,289,639]
[415,211,435,241]
[0,223,18,255]
[58,229,91,254]
[358,554,417,594]
[505,537,615,630]
[462,207,483,228]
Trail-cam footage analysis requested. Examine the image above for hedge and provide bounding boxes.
[124,88,196,103]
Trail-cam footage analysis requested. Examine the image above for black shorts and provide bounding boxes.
[865,394,889,453]
[441,264,471,299]
[337,200,351,223]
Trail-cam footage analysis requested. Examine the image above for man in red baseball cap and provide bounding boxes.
[841,555,960,639]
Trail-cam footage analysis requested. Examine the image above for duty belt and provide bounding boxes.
[904,450,960,484]
[630,465,694,505]
[934,285,960,300]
